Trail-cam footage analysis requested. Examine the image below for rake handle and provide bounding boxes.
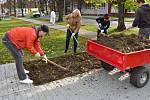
[47,59,69,71]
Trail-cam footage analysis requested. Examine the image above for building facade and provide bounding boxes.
[64,0,108,15]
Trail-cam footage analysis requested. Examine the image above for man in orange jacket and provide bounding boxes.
[2,25,49,84]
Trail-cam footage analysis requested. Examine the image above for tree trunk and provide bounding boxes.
[1,4,3,15]
[34,1,37,8]
[21,0,24,17]
[54,1,56,11]
[117,0,126,31]
[56,0,64,21]
[38,0,44,13]
[72,0,74,11]
[78,0,82,11]
[6,0,12,15]
[108,3,112,14]
[45,0,48,14]
[13,0,16,17]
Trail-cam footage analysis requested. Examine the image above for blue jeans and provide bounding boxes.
[2,34,26,80]
[139,28,150,39]
[64,29,78,53]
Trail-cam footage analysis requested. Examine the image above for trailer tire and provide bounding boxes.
[130,67,149,88]
[101,61,114,71]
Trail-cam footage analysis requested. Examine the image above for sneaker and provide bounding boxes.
[73,51,77,54]
[19,78,33,84]
[24,69,29,74]
[64,50,67,54]
[64,50,67,53]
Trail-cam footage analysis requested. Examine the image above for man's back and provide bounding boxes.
[8,27,37,49]
[133,4,150,28]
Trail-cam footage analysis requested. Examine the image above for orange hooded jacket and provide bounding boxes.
[7,27,44,56]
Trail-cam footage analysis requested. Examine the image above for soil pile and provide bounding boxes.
[24,52,101,86]
[97,34,150,53]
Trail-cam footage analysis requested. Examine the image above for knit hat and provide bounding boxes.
[40,25,49,35]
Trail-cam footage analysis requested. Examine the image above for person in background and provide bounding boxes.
[50,10,56,25]
[64,9,81,54]
[96,14,110,38]
[132,0,150,40]
[2,25,49,84]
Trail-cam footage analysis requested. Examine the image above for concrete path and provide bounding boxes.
[41,15,133,28]
[18,18,97,40]
[0,63,150,100]
[82,18,132,28]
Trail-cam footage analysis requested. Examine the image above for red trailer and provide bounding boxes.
[86,40,150,88]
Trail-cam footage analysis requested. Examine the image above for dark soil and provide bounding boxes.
[24,52,101,86]
[23,34,150,86]
[97,34,150,53]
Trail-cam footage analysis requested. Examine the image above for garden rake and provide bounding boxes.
[42,58,70,71]
[72,34,85,52]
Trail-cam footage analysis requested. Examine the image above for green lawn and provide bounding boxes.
[82,16,134,22]
[111,28,138,35]
[57,21,117,34]
[0,18,36,33]
[0,18,87,64]
[56,21,99,32]
[30,17,136,34]
[30,17,50,22]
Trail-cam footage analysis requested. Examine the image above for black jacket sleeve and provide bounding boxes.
[96,17,101,23]
[132,9,140,27]
[105,21,110,29]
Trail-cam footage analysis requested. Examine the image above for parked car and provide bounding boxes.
[32,11,41,17]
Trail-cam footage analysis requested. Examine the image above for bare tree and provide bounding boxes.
[13,0,16,16]
[38,0,45,13]
[17,0,27,17]
[56,0,64,21]
[117,0,126,31]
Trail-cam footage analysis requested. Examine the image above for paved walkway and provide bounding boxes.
[0,63,150,100]
[18,18,133,40]
[82,18,132,28]
[18,18,97,40]
[1,18,150,100]
[41,15,133,28]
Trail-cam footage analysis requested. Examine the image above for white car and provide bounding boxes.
[32,11,41,17]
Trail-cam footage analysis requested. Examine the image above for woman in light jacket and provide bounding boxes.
[64,9,81,54]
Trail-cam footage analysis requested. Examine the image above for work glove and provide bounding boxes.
[42,54,48,63]
[34,52,41,58]
[72,32,76,36]
[98,23,102,27]
[97,23,102,30]
[66,24,70,28]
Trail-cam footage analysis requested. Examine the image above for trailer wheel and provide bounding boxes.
[101,61,114,71]
[130,67,149,88]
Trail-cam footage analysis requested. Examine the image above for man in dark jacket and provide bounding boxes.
[132,0,150,39]
[96,14,110,38]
